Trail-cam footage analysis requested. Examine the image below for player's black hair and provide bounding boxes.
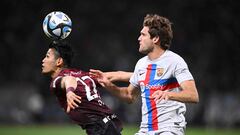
[49,40,73,67]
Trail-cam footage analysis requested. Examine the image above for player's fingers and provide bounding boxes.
[75,97,81,103]
[68,101,74,108]
[90,69,97,72]
[91,69,104,76]
[99,82,105,87]
[160,92,168,101]
[68,101,75,109]
[66,106,70,113]
[164,93,169,100]
[154,94,162,104]
[76,96,82,101]
[67,104,75,113]
[92,69,102,73]
[89,70,97,76]
[153,91,162,99]
[67,98,71,104]
[98,79,105,83]
[71,101,79,108]
[159,93,165,101]
[89,69,99,74]
[151,91,159,98]
[72,97,80,104]
[69,98,77,108]
[155,94,161,100]
[72,94,81,101]
[89,72,98,77]
[74,99,81,105]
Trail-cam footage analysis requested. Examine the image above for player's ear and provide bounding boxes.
[153,36,160,44]
[56,57,64,67]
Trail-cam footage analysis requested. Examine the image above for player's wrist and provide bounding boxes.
[166,92,173,100]
[66,87,75,93]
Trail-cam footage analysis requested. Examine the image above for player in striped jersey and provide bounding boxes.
[90,14,199,135]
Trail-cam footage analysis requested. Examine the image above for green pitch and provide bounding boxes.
[0,124,240,135]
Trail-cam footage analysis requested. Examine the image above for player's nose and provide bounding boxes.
[42,57,46,63]
[138,36,141,41]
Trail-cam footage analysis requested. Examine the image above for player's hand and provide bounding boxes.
[66,91,81,113]
[151,90,169,104]
[89,69,111,87]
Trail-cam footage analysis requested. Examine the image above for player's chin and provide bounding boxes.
[41,69,48,74]
[41,71,46,74]
[139,49,148,54]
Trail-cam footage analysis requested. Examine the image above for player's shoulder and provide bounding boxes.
[134,56,148,69]
[136,56,148,64]
[50,72,64,89]
[165,50,185,62]
[61,68,88,77]
[165,50,181,58]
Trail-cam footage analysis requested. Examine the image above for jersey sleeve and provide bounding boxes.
[129,61,140,88]
[52,76,63,94]
[173,58,194,84]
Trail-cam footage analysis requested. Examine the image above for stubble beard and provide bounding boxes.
[139,45,153,55]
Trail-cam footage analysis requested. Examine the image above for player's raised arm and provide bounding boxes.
[90,69,139,103]
[61,76,82,113]
[104,71,133,82]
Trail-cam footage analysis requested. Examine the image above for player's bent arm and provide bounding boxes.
[104,71,133,82]
[104,83,140,104]
[61,76,77,90]
[61,76,82,112]
[168,80,199,103]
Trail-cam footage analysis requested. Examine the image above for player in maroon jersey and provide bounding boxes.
[41,41,122,135]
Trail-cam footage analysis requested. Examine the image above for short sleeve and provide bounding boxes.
[50,76,64,95]
[173,59,194,84]
[130,65,140,88]
[130,72,139,88]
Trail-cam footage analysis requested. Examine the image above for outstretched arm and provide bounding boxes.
[90,69,139,103]
[104,71,133,82]
[61,76,82,113]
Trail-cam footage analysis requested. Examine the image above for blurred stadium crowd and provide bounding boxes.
[0,0,239,128]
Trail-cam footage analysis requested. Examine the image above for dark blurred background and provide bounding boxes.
[0,0,239,129]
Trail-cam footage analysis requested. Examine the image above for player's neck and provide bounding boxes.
[147,47,165,61]
[51,68,63,79]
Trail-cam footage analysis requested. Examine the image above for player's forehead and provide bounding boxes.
[47,48,56,56]
[140,26,149,34]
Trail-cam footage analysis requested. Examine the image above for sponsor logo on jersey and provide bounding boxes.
[145,83,163,90]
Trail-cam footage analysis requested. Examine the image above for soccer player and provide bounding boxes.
[41,41,122,135]
[90,14,199,135]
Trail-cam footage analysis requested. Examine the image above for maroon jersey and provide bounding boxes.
[50,68,116,126]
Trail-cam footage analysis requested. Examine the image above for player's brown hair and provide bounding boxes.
[143,14,173,50]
